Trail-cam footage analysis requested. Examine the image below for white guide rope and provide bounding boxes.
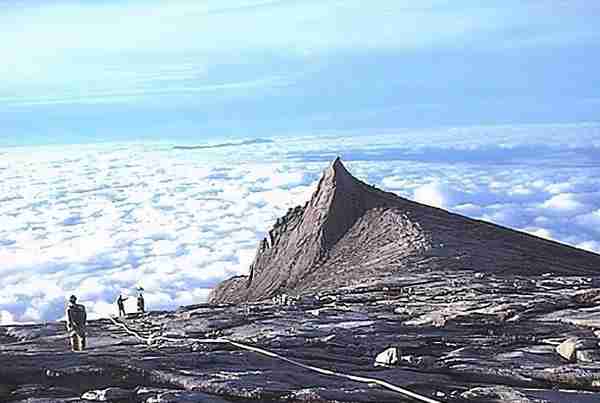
[108,316,442,403]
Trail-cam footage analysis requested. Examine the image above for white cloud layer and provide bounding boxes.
[1,123,599,323]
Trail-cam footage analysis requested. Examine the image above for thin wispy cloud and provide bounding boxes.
[1,0,599,119]
[1,74,297,107]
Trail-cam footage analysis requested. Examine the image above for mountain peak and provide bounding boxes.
[209,158,600,304]
[331,155,344,171]
[311,156,357,208]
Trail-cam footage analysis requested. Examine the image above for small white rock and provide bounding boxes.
[375,347,399,366]
[556,337,578,361]
[82,387,132,401]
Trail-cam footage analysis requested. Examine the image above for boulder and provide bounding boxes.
[405,311,447,327]
[146,391,234,403]
[393,306,412,315]
[399,354,436,368]
[576,349,600,363]
[461,386,533,402]
[556,337,578,361]
[573,288,600,305]
[375,347,399,366]
[81,387,134,401]
[136,387,174,402]
[556,338,599,362]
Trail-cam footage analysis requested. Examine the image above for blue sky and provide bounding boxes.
[1,0,599,144]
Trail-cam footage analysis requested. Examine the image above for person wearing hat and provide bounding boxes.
[65,295,87,352]
[137,290,145,314]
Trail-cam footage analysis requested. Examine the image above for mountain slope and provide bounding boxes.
[210,158,600,303]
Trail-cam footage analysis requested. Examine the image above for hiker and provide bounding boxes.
[137,291,145,313]
[66,295,87,352]
[116,294,128,317]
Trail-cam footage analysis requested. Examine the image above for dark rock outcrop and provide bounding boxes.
[5,274,600,402]
[210,158,600,303]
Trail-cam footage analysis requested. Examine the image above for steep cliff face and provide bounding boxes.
[209,158,600,303]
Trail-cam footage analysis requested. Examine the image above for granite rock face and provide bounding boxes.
[210,158,600,304]
[3,158,600,402]
[5,275,600,402]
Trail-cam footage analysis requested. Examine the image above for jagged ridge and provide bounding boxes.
[209,158,600,303]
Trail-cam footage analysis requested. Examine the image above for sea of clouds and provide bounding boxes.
[1,123,599,324]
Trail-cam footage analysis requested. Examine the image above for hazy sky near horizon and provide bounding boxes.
[1,0,600,144]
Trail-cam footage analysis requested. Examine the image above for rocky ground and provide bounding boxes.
[4,270,600,402]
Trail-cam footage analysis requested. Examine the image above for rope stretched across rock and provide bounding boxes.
[108,316,443,403]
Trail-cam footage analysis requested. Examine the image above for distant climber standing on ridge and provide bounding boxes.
[137,289,145,314]
[116,293,128,317]
[66,295,87,352]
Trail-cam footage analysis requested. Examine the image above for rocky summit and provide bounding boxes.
[210,157,599,304]
[3,159,600,403]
